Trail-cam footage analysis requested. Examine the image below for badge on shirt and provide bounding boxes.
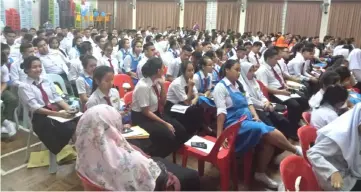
[112,98,119,103]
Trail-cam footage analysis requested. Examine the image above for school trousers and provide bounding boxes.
[131,110,188,158]
[1,90,18,123]
[256,110,296,139]
[152,157,201,191]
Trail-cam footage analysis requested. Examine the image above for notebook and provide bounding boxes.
[122,126,149,139]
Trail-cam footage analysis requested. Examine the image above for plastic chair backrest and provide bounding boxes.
[123,91,133,106]
[302,112,311,125]
[45,74,68,94]
[164,81,171,93]
[113,74,134,98]
[297,125,317,162]
[164,66,168,75]
[280,155,321,191]
[208,115,247,162]
[256,80,269,100]
[76,171,108,191]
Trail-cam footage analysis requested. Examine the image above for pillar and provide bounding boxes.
[281,0,288,34]
[179,0,184,28]
[319,0,331,41]
[238,0,247,33]
[132,0,136,29]
[206,0,217,30]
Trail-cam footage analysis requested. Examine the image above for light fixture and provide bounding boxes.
[129,2,135,9]
[321,0,330,14]
[177,2,184,11]
[238,0,246,12]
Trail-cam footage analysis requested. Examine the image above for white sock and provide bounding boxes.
[254,172,279,188]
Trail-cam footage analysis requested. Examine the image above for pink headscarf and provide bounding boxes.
[75,104,161,191]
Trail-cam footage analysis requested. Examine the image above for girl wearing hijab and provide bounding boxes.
[307,103,361,191]
[75,104,200,191]
[348,48,361,91]
[239,62,295,139]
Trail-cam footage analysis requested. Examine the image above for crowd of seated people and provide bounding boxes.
[1,25,361,190]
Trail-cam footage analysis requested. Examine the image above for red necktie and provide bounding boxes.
[108,59,114,70]
[104,96,112,106]
[271,67,285,89]
[152,85,162,112]
[34,82,55,111]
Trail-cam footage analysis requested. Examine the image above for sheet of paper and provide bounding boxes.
[184,135,218,154]
[286,81,305,88]
[273,94,291,102]
[290,93,301,98]
[170,104,189,114]
[122,126,149,139]
[47,112,83,123]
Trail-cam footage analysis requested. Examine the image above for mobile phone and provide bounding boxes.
[191,142,207,149]
[122,128,133,134]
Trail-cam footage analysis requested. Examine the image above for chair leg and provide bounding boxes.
[13,107,19,131]
[181,152,188,168]
[232,156,239,191]
[22,107,28,130]
[243,150,254,187]
[219,162,230,191]
[172,152,177,164]
[24,127,33,163]
[198,160,205,176]
[48,152,58,174]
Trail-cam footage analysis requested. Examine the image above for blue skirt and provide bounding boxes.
[197,96,216,107]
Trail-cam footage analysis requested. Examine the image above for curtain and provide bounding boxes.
[136,0,179,31]
[328,1,361,47]
[184,1,206,30]
[245,0,283,34]
[216,1,240,32]
[97,0,115,29]
[285,1,322,37]
[115,0,133,30]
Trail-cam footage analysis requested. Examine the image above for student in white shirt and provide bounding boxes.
[205,50,221,86]
[224,43,236,60]
[10,43,46,87]
[164,40,179,66]
[14,28,28,44]
[58,33,72,55]
[348,48,361,90]
[116,38,131,70]
[256,48,309,137]
[82,28,94,44]
[213,59,301,188]
[248,41,262,70]
[99,42,119,74]
[68,41,93,82]
[137,42,156,79]
[309,71,340,109]
[211,36,220,51]
[76,55,97,105]
[3,29,21,64]
[288,45,318,84]
[275,46,301,83]
[243,42,252,62]
[68,36,83,60]
[48,37,69,61]
[165,60,206,135]
[92,35,106,63]
[193,56,213,95]
[311,85,348,130]
[86,66,121,110]
[109,35,119,58]
[307,103,361,191]
[201,41,212,54]
[18,56,78,155]
[192,40,203,53]
[131,57,188,158]
[123,40,142,80]
[235,46,249,63]
[166,45,193,82]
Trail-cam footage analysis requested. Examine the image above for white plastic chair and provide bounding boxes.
[45,74,68,94]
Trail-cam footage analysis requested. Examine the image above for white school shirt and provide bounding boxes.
[60,37,72,54]
[309,89,324,109]
[82,36,94,44]
[116,48,128,70]
[167,75,198,104]
[86,88,121,110]
[112,46,119,59]
[14,37,22,44]
[75,73,92,97]
[193,71,212,92]
[211,43,220,51]
[99,55,119,74]
[123,53,142,74]
[136,56,148,79]
[6,43,21,63]
[131,77,161,113]
[212,77,253,116]
[248,51,261,67]
[10,57,47,87]
[1,65,9,83]
[255,63,284,90]
[277,58,290,76]
[92,44,103,64]
[68,58,83,81]
[302,60,314,78]
[18,76,63,113]
[310,104,338,130]
[167,57,182,78]
[68,47,80,60]
[287,52,309,81]
[38,51,69,75]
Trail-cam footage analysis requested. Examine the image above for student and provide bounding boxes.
[248,41,262,69]
[86,66,121,110]
[309,71,340,109]
[236,46,249,63]
[36,29,46,39]
[165,60,204,135]
[205,50,221,85]
[137,42,156,79]
[311,85,348,129]
[192,40,203,52]
[4,29,21,63]
[239,62,294,138]
[213,59,301,188]
[348,48,361,91]
[190,51,202,73]
[123,40,142,80]
[68,36,83,60]
[92,35,106,62]
[165,40,179,65]
[76,55,97,105]
[256,48,308,137]
[116,38,130,70]
[275,46,301,83]
[21,34,34,45]
[82,28,93,44]
[166,45,193,82]
[10,43,47,87]
[99,42,119,74]
[307,103,361,191]
[68,41,93,81]
[211,36,220,51]
[193,56,213,95]
[75,105,200,191]
[243,42,252,61]
[334,66,361,105]
[18,56,78,154]
[224,43,236,60]
[14,28,28,44]
[287,46,318,84]
[201,41,212,54]
[48,37,69,59]
[108,35,119,58]
[131,57,188,158]
[1,52,17,138]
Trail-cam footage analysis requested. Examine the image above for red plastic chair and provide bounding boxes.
[256,80,270,100]
[181,116,249,190]
[280,155,321,191]
[77,171,108,191]
[302,112,311,125]
[123,91,133,106]
[297,125,317,163]
[164,66,168,75]
[113,74,134,98]
[164,81,171,93]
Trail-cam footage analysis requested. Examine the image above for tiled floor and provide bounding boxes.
[1,127,287,191]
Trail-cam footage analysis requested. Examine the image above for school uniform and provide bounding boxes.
[255,62,308,136]
[165,48,179,65]
[310,104,338,129]
[10,57,47,87]
[75,72,92,97]
[131,77,188,158]
[165,75,204,135]
[82,36,94,44]
[99,55,119,74]
[112,46,119,59]
[309,89,324,109]
[278,58,290,76]
[212,65,221,86]
[86,88,122,110]
[213,77,274,153]
[136,56,149,79]
[38,51,69,78]
[18,76,77,154]
[60,38,72,55]
[123,53,141,74]
[287,52,310,81]
[248,51,261,68]
[1,65,18,125]
[92,44,103,64]
[116,48,129,70]
[68,47,80,60]
[68,58,83,81]
[5,43,21,63]
[167,57,182,79]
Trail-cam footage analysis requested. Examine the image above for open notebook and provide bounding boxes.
[122,126,150,139]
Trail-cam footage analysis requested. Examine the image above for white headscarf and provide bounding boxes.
[317,103,361,177]
[348,48,361,70]
[75,105,161,191]
[239,61,261,100]
[333,48,350,59]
